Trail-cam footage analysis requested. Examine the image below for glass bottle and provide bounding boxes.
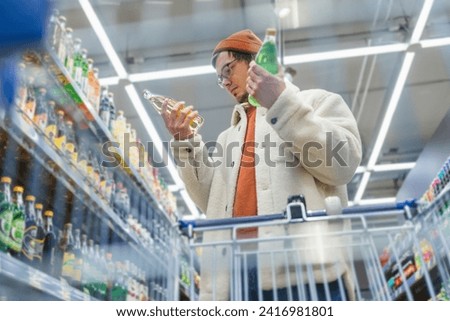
[34,203,46,265]
[33,88,49,132]
[55,16,67,62]
[23,77,36,123]
[16,63,28,111]
[47,9,61,51]
[108,92,116,132]
[248,28,279,107]
[0,177,13,252]
[99,87,111,129]
[42,210,56,275]
[142,90,204,130]
[64,27,74,76]
[81,49,89,96]
[91,68,101,113]
[21,195,37,263]
[9,186,25,257]
[72,229,83,289]
[72,38,83,85]
[113,110,126,143]
[54,110,66,151]
[45,100,57,143]
[60,223,75,282]
[65,120,78,163]
[80,234,93,296]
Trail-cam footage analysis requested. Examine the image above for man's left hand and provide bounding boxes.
[247,61,286,109]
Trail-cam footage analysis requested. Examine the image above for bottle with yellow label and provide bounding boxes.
[65,120,78,164]
[54,110,66,151]
[0,177,14,252]
[9,186,25,257]
[45,101,57,143]
[21,195,38,263]
[33,88,49,132]
[34,203,46,265]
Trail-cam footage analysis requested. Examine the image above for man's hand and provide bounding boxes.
[246,61,286,108]
[161,99,198,140]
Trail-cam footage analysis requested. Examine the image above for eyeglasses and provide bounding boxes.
[217,58,237,88]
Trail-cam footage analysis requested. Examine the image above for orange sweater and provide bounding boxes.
[233,106,258,239]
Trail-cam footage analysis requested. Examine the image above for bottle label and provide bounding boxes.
[65,142,75,156]
[33,113,48,131]
[62,252,75,278]
[9,209,25,253]
[45,124,57,141]
[0,204,13,252]
[54,135,66,151]
[22,224,38,260]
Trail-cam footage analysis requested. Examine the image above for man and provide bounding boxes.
[162,29,362,300]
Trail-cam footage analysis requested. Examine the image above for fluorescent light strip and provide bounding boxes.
[124,84,185,188]
[353,172,371,204]
[129,65,215,82]
[78,0,128,78]
[410,0,435,43]
[284,43,408,65]
[373,162,416,172]
[367,51,415,170]
[421,37,450,48]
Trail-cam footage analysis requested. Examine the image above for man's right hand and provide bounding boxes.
[161,99,198,140]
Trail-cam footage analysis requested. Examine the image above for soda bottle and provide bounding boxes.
[0,177,14,252]
[9,186,25,257]
[248,28,279,107]
[63,28,74,76]
[80,49,89,95]
[42,210,56,274]
[54,110,67,151]
[99,87,111,128]
[33,88,49,132]
[72,38,83,85]
[45,101,57,143]
[65,120,78,163]
[80,234,93,296]
[33,203,46,265]
[142,90,204,130]
[47,9,61,51]
[23,77,36,123]
[72,229,83,289]
[60,223,75,282]
[108,93,116,132]
[89,67,101,113]
[56,16,67,63]
[21,195,38,263]
[16,63,28,111]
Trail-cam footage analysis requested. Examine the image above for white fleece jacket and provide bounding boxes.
[171,81,362,300]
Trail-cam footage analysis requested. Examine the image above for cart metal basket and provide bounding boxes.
[179,191,450,301]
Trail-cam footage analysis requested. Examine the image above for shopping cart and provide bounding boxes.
[179,192,450,301]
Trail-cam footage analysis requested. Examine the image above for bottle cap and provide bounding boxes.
[266,28,276,36]
[87,58,94,64]
[57,110,65,116]
[25,195,35,202]
[44,210,53,217]
[66,120,73,126]
[1,177,11,184]
[39,88,47,94]
[35,203,43,210]
[48,100,56,106]
[13,186,24,193]
[64,223,72,228]
[58,16,67,23]
[66,27,73,33]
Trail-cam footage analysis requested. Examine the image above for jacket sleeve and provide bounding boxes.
[170,133,225,213]
[265,83,362,186]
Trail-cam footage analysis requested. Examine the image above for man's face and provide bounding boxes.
[215,51,249,104]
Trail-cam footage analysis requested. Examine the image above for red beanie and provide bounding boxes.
[212,29,262,64]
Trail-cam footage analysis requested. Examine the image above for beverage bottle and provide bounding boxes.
[21,195,38,263]
[95,246,108,300]
[0,177,14,252]
[76,137,89,177]
[63,28,74,75]
[72,229,83,289]
[80,234,93,296]
[87,239,99,298]
[72,38,83,85]
[9,186,25,257]
[108,93,116,132]
[248,28,279,107]
[16,63,28,110]
[42,210,56,275]
[33,88,49,132]
[56,16,67,63]
[60,223,75,282]
[65,120,78,163]
[80,49,89,96]
[33,203,46,265]
[54,110,67,151]
[23,77,36,123]
[45,100,57,143]
[90,68,101,113]
[47,9,61,51]
[99,87,111,128]
[113,110,126,143]
[142,90,204,130]
[111,262,127,301]
[105,252,115,300]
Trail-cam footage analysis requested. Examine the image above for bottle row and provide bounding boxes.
[419,156,450,208]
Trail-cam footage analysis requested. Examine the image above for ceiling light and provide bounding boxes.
[421,37,450,48]
[410,0,435,43]
[367,51,415,169]
[353,172,371,204]
[180,189,200,217]
[78,0,128,79]
[373,162,416,172]
[129,65,215,82]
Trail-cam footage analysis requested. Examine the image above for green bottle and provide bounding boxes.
[9,186,25,256]
[248,28,279,107]
[0,177,14,252]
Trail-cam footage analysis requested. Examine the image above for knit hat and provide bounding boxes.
[212,29,262,66]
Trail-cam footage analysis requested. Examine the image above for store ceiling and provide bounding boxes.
[56,0,450,216]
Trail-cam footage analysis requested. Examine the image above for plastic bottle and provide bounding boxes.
[33,88,49,131]
[42,210,56,274]
[23,77,36,122]
[45,101,57,143]
[33,203,46,265]
[65,120,78,163]
[248,28,279,107]
[0,177,14,252]
[142,90,204,130]
[54,110,67,151]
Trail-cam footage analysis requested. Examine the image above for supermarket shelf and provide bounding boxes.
[36,49,174,224]
[0,252,93,301]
